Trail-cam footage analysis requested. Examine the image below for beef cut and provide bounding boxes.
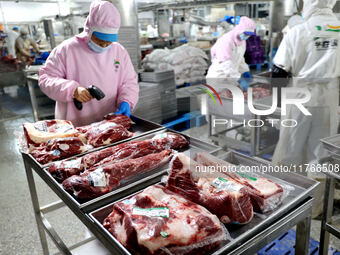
[23,119,78,151]
[82,132,189,169]
[31,137,87,165]
[83,120,133,147]
[49,132,189,182]
[103,114,133,129]
[77,114,133,134]
[62,150,173,199]
[232,175,284,213]
[103,184,227,255]
[166,153,253,224]
[47,157,83,182]
[194,152,284,213]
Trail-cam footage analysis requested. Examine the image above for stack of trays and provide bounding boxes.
[176,85,205,112]
[139,71,178,122]
[133,82,163,123]
[119,26,140,70]
[141,70,174,83]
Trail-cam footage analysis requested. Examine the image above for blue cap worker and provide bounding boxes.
[272,0,340,168]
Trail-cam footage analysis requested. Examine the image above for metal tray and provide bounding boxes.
[321,134,340,156]
[207,83,280,121]
[24,115,165,169]
[88,151,318,255]
[29,128,220,213]
[253,71,271,85]
[77,129,220,212]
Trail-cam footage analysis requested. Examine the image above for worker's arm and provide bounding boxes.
[30,38,40,53]
[39,46,79,103]
[116,48,139,110]
[238,56,250,75]
[271,35,292,87]
[273,34,292,74]
[15,38,31,57]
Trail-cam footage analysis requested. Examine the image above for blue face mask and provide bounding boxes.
[23,35,29,39]
[239,33,250,40]
[88,39,111,53]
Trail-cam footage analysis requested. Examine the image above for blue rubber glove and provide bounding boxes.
[238,79,249,91]
[114,101,131,117]
[224,15,234,24]
[242,72,252,79]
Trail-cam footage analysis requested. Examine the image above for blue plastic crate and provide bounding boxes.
[257,230,339,255]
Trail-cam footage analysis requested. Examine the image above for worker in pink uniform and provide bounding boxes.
[206,17,256,90]
[39,0,139,127]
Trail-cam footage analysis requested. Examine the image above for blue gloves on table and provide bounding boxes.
[114,101,131,117]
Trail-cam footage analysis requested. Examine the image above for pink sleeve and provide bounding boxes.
[214,35,233,63]
[116,50,139,109]
[39,47,79,103]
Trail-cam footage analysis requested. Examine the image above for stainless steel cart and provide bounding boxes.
[319,135,340,255]
[22,122,317,255]
[21,121,221,254]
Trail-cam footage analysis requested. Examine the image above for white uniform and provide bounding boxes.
[5,29,19,58]
[272,0,340,167]
[207,42,249,79]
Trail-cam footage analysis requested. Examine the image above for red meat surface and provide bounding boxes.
[62,150,173,199]
[47,132,189,182]
[31,137,87,165]
[82,132,189,168]
[83,120,133,147]
[76,115,133,134]
[103,184,226,255]
[103,114,133,129]
[194,152,284,213]
[166,153,253,224]
[47,157,83,182]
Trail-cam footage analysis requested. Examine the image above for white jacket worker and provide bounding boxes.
[5,27,19,58]
[272,0,340,168]
[282,15,303,36]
